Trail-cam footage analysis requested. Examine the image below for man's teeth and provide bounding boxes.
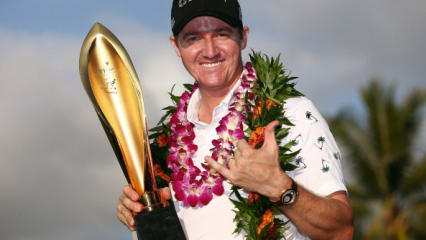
[202,62,222,67]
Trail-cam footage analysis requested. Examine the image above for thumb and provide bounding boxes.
[262,120,280,150]
[160,187,172,201]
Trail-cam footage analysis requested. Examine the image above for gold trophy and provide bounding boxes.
[79,23,186,240]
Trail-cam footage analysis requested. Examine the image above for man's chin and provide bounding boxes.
[197,79,222,88]
[197,73,223,84]
[197,77,239,92]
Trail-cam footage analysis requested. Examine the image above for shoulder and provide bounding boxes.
[284,96,319,114]
[283,96,327,127]
[282,96,334,146]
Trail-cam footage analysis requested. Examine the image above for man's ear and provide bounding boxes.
[241,26,249,50]
[170,35,182,57]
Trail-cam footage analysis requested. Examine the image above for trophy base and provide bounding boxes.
[134,204,186,240]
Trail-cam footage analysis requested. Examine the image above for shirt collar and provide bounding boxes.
[187,75,243,126]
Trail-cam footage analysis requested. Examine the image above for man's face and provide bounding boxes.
[170,16,249,91]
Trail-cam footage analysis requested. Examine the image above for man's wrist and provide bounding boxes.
[269,175,298,206]
[268,173,293,202]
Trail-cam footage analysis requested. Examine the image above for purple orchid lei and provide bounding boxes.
[167,62,257,207]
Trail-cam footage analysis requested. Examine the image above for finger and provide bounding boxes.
[234,148,241,158]
[117,211,130,229]
[123,207,135,228]
[228,156,237,170]
[120,194,143,213]
[233,149,244,166]
[262,120,280,150]
[123,185,140,201]
[205,156,232,179]
[236,139,251,153]
[117,205,135,231]
[159,187,172,201]
[123,208,136,229]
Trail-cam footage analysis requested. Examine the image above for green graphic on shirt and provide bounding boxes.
[295,156,307,169]
[333,152,341,161]
[316,136,326,150]
[321,159,330,172]
[305,111,318,122]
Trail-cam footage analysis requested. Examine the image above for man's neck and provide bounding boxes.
[198,69,243,124]
[198,88,230,124]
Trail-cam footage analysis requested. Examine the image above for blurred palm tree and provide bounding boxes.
[329,79,426,240]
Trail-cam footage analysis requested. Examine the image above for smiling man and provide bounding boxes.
[170,16,248,124]
[116,0,353,239]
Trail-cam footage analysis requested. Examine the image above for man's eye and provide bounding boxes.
[186,36,199,42]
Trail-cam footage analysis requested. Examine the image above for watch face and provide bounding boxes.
[282,189,297,205]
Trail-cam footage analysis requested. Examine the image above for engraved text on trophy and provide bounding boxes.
[97,61,118,94]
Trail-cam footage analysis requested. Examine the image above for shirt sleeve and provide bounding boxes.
[281,97,347,197]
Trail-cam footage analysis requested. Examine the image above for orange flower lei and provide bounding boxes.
[253,99,277,120]
[247,192,261,204]
[248,126,266,147]
[257,210,278,239]
[156,134,169,147]
[153,164,171,183]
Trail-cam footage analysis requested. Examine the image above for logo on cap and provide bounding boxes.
[178,0,193,8]
[171,17,175,29]
[179,0,228,8]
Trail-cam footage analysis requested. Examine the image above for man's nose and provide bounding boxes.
[202,37,219,59]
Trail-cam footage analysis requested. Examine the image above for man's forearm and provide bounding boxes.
[275,184,353,240]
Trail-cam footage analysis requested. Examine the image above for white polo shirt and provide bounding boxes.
[172,80,347,240]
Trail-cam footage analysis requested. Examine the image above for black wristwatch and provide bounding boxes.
[276,178,298,206]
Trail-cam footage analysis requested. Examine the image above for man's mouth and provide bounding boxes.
[201,61,222,68]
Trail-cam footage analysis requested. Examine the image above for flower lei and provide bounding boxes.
[149,51,303,240]
[167,62,256,207]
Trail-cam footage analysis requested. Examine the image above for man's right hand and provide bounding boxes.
[116,185,172,231]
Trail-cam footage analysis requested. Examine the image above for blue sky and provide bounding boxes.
[0,1,170,34]
[0,1,425,240]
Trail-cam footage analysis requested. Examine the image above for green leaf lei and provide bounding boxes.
[149,50,303,239]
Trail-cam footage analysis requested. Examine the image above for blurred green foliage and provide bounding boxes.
[329,79,426,240]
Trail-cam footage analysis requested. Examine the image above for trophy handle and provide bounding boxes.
[144,120,158,191]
